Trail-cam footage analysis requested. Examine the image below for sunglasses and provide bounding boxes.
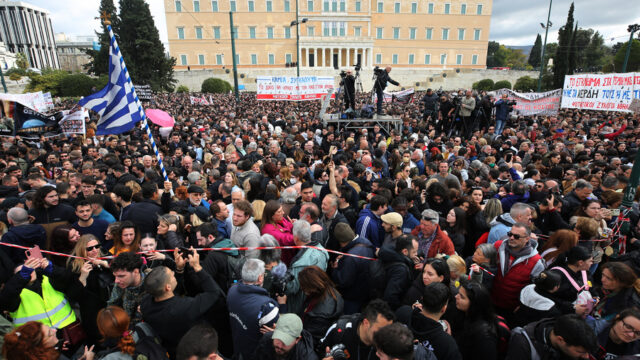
[86,244,101,251]
[507,232,524,240]
[422,216,437,222]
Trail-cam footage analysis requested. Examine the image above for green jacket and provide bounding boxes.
[286,241,329,315]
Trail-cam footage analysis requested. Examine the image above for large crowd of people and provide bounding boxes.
[0,87,639,360]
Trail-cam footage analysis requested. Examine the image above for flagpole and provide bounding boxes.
[106,25,170,187]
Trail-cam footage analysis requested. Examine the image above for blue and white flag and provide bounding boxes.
[78,26,143,135]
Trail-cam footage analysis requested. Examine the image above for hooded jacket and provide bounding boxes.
[254,329,319,360]
[488,213,516,244]
[1,224,47,263]
[286,241,329,315]
[228,282,281,360]
[379,245,414,310]
[514,284,562,328]
[303,292,344,344]
[396,306,463,360]
[356,208,384,248]
[331,236,375,303]
[491,240,544,310]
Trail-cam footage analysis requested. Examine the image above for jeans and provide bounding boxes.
[496,118,506,135]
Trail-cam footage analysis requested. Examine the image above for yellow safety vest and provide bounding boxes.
[10,275,76,329]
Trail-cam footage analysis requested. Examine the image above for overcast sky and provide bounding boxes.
[25,0,640,48]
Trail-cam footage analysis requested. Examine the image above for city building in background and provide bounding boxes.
[0,41,16,69]
[55,33,96,73]
[0,1,59,69]
[164,0,492,71]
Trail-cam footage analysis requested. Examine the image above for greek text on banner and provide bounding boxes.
[561,73,640,112]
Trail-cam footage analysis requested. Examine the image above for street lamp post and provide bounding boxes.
[537,0,552,92]
[290,17,308,77]
[622,24,640,73]
[0,67,7,93]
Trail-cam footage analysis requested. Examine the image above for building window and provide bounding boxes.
[394,2,400,13]
[177,27,185,39]
[411,2,417,13]
[195,26,203,39]
[339,23,345,36]
[355,0,361,11]
[409,27,416,39]
[332,0,337,11]
[393,27,399,39]
[235,54,240,64]
[460,3,466,14]
[376,53,382,64]
[354,26,361,36]
[456,54,462,65]
[285,53,292,63]
[424,54,431,64]
[266,0,272,11]
[440,53,447,64]
[194,0,200,11]
[408,54,414,64]
[324,24,330,36]
[284,27,291,38]
[267,27,274,38]
[307,0,313,11]
[323,0,329,11]
[198,54,205,65]
[442,28,449,40]
[175,0,182,11]
[213,26,221,38]
[307,26,315,36]
[458,28,464,40]
[268,54,275,64]
[284,0,290,11]
[340,0,345,12]
[232,26,238,39]
[392,54,398,64]
[331,22,337,36]
[249,26,256,38]
[474,29,481,40]
[427,2,433,13]
[376,27,383,39]
[251,54,258,64]
[180,54,187,65]
[444,3,450,14]
[472,54,478,65]
[211,0,218,11]
[248,0,254,11]
[476,4,482,14]
[426,28,432,40]
[230,0,236,11]
[377,1,383,12]
[216,54,223,64]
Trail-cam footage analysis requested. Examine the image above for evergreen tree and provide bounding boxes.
[568,23,578,74]
[584,31,607,70]
[118,0,176,92]
[553,2,574,88]
[84,0,119,76]
[528,34,542,68]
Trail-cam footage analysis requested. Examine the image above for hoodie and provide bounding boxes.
[395,306,463,360]
[488,213,516,244]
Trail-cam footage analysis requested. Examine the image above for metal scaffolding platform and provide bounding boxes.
[321,113,402,135]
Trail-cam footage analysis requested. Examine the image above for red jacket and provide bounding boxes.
[490,240,544,311]
[411,225,455,258]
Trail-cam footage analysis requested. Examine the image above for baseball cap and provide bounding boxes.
[381,212,403,228]
[272,314,303,346]
[257,302,280,328]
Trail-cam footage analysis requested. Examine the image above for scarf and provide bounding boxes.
[502,242,533,275]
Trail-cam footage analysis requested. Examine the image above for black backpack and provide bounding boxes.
[131,322,170,360]
[353,243,386,300]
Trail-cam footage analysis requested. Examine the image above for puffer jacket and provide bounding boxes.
[487,213,516,244]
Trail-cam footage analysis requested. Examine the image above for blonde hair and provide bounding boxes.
[437,254,466,280]
[252,200,266,221]
[67,234,100,273]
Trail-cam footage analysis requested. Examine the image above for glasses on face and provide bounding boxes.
[621,320,640,337]
[507,231,524,240]
[86,244,101,251]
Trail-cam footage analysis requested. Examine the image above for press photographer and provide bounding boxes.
[421,88,439,123]
[494,93,517,135]
[373,66,400,115]
[339,70,356,112]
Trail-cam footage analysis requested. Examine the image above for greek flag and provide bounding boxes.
[78,26,143,135]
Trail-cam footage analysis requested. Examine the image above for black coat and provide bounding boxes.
[379,245,413,310]
[254,329,319,360]
[1,224,47,263]
[331,236,375,303]
[454,319,498,360]
[375,70,399,91]
[303,292,344,345]
[122,199,162,235]
[396,306,462,360]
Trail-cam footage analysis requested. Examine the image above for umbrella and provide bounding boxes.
[145,109,175,128]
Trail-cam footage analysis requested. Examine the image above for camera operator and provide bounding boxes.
[494,93,515,135]
[421,88,439,124]
[339,70,356,111]
[460,90,476,138]
[374,66,400,115]
[438,95,455,134]
[479,93,493,132]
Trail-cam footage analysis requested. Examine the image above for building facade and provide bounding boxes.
[164,0,492,71]
[55,33,94,73]
[0,1,59,70]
